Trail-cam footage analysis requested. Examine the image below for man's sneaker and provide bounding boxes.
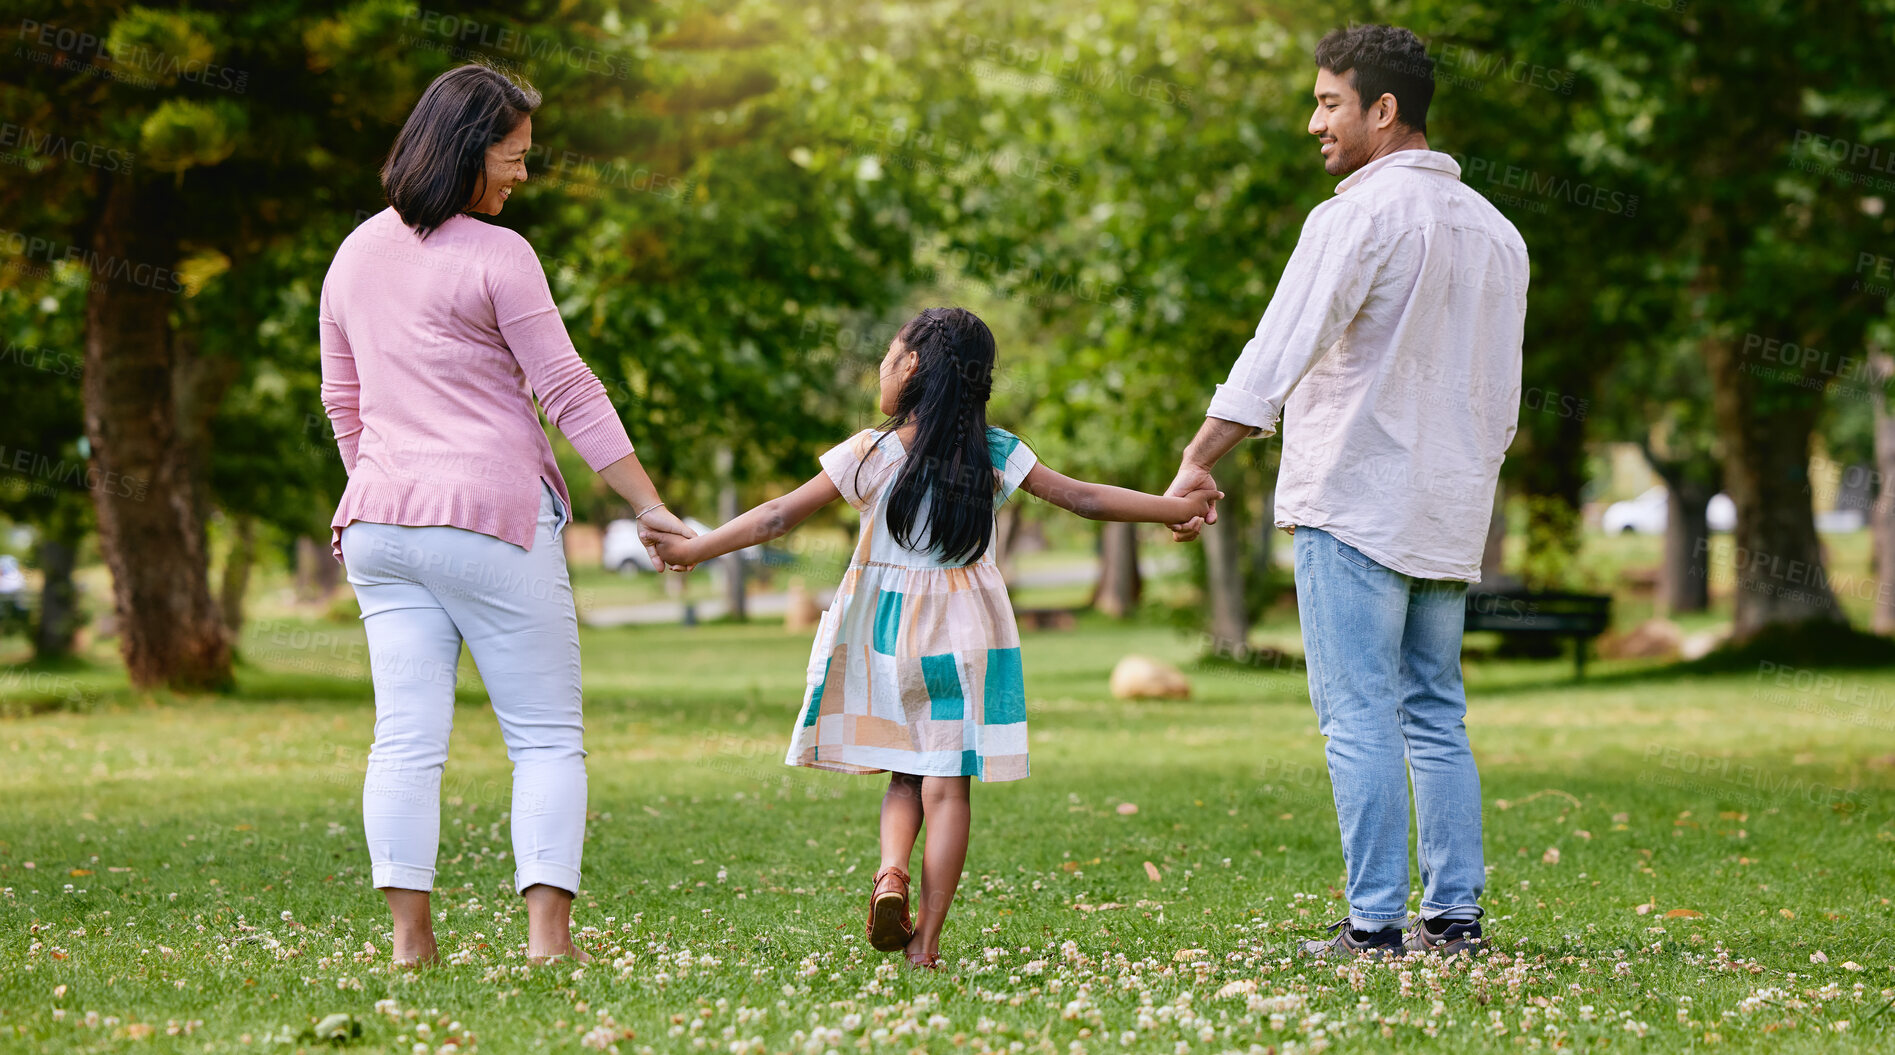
[1403,915,1483,956]
[1300,916,1405,960]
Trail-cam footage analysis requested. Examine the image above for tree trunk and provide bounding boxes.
[1093,521,1141,618]
[1657,477,1714,615]
[1257,484,1276,574]
[33,533,80,661]
[1872,354,1895,635]
[81,174,231,689]
[220,514,258,635]
[1480,481,1509,587]
[716,446,746,621]
[1702,336,1844,639]
[994,502,1020,580]
[1202,475,1248,649]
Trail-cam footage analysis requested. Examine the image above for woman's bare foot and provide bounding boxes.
[521,883,591,964]
[526,942,594,965]
[382,888,438,968]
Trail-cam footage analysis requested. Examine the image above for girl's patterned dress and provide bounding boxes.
[785,427,1037,782]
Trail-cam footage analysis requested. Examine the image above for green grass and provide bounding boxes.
[3,550,1895,1052]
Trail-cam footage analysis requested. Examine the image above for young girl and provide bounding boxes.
[652,307,1218,968]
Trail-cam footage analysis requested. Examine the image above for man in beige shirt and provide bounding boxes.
[1167,24,1528,959]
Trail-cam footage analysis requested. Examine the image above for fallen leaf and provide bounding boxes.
[1116,803,1139,815]
[1144,861,1163,882]
[1811,950,1829,963]
[1075,902,1126,913]
[1173,948,1208,962]
[69,869,92,877]
[1665,909,1703,919]
[1541,847,1561,865]
[1215,980,1258,998]
[1061,861,1080,872]
[1779,908,1795,919]
[1635,903,1654,915]
[1611,812,1630,823]
[1573,830,1592,840]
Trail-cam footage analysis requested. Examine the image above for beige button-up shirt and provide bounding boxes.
[1205,150,1528,582]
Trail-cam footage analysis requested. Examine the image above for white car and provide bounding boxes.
[601,517,771,572]
[1601,486,1736,535]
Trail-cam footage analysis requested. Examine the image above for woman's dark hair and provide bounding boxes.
[873,307,1001,566]
[382,64,541,237]
[1314,24,1434,135]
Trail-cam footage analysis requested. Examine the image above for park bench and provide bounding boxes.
[1463,590,1612,679]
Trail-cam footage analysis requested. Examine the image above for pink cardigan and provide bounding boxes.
[318,208,634,560]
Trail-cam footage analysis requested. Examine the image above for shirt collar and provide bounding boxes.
[1334,149,1462,194]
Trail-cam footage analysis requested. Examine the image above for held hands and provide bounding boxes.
[649,530,700,571]
[635,505,698,572]
[1175,487,1223,526]
[1164,461,1221,542]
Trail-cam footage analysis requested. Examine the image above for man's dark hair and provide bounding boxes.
[1314,25,1435,135]
[382,64,541,237]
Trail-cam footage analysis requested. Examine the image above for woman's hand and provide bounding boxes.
[636,506,698,572]
[650,531,699,570]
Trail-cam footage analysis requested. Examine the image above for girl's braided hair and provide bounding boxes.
[869,307,1000,565]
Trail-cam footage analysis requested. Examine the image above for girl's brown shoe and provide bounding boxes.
[866,866,914,952]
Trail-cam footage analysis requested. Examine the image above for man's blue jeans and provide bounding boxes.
[1293,526,1485,932]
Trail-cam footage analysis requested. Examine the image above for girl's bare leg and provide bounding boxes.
[380,888,438,966]
[524,884,594,962]
[907,775,971,964]
[880,772,925,872]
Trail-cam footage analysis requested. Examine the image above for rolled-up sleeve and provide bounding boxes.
[1206,198,1384,437]
[317,282,363,475]
[488,236,636,470]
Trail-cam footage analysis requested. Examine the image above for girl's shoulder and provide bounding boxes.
[985,427,1038,503]
[985,427,1027,468]
[820,428,905,511]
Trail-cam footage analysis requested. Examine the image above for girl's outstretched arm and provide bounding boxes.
[1019,463,1220,524]
[651,471,843,567]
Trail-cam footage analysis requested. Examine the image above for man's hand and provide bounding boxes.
[1164,460,1220,542]
[635,506,698,572]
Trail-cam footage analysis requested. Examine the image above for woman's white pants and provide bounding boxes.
[340,481,586,895]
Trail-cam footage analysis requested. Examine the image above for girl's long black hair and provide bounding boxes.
[874,307,999,566]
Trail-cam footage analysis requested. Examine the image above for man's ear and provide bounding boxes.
[1374,92,1400,131]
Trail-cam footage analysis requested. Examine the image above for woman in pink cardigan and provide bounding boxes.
[319,65,691,966]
